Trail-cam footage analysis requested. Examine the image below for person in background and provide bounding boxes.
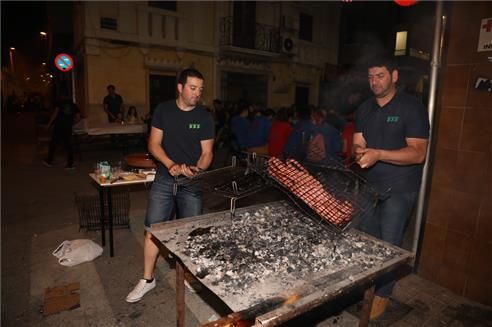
[268,108,292,157]
[246,108,273,155]
[283,106,316,161]
[126,106,140,124]
[212,99,229,150]
[126,68,214,303]
[325,108,346,132]
[42,95,80,169]
[103,84,124,123]
[341,112,355,166]
[213,99,228,136]
[230,105,250,152]
[306,109,342,163]
[352,55,429,320]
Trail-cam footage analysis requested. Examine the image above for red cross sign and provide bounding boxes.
[482,19,492,32]
[478,17,492,52]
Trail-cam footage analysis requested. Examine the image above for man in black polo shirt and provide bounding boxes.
[126,68,214,303]
[353,55,429,319]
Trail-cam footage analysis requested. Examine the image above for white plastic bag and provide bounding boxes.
[52,239,103,267]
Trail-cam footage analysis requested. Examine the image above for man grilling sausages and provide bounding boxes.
[126,68,215,303]
[352,55,429,319]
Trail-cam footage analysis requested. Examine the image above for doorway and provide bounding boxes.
[295,85,310,109]
[149,74,176,113]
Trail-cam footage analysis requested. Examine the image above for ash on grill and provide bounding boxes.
[184,205,399,296]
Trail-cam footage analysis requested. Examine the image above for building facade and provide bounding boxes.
[73,1,341,118]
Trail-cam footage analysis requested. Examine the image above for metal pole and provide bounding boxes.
[71,69,76,104]
[412,1,445,257]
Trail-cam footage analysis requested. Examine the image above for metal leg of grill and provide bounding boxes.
[98,186,106,247]
[107,188,114,257]
[176,260,185,327]
[359,285,375,327]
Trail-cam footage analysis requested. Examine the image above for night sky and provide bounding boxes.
[1,1,48,68]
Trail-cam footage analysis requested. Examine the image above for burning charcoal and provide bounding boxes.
[196,266,209,279]
[189,226,213,237]
[182,204,401,295]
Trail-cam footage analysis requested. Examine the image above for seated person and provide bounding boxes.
[127,106,141,124]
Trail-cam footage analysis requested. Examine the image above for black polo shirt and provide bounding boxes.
[355,90,429,193]
[152,100,215,175]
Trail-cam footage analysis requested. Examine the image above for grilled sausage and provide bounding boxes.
[267,158,354,227]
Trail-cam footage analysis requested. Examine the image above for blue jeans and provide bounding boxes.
[144,173,202,231]
[357,191,418,297]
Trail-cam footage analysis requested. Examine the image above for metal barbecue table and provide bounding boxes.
[150,201,414,327]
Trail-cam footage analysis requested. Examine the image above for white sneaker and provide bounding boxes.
[126,278,156,303]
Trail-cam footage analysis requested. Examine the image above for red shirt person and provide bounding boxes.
[268,108,292,157]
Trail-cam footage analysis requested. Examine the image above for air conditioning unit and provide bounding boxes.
[281,35,297,55]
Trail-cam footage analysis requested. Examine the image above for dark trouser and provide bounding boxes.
[47,126,74,166]
[357,191,418,298]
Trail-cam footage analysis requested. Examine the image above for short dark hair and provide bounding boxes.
[366,55,398,73]
[177,68,204,86]
[107,84,115,90]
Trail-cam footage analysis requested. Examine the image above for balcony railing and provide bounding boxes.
[220,16,281,54]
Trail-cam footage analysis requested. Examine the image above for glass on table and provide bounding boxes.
[111,166,122,179]
[93,163,101,177]
[116,160,127,172]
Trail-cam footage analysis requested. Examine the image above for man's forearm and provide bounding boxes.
[375,145,427,165]
[196,151,213,170]
[148,143,175,169]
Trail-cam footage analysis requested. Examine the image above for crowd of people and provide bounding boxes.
[208,100,355,166]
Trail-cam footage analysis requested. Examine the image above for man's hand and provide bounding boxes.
[354,146,365,163]
[168,164,199,178]
[180,164,197,178]
[356,148,381,169]
[168,164,182,177]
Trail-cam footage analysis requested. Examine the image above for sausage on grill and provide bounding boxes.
[267,157,354,227]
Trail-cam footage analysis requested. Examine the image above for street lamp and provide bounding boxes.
[40,31,47,36]
[9,47,15,73]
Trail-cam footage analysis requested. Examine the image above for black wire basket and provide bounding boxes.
[250,155,379,233]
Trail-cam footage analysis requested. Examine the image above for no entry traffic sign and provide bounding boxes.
[54,53,74,72]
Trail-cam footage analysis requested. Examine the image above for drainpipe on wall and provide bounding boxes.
[412,1,446,261]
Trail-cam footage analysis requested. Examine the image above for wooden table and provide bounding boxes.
[150,201,413,327]
[89,173,154,257]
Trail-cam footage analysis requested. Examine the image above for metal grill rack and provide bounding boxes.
[249,155,380,233]
[173,154,269,216]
